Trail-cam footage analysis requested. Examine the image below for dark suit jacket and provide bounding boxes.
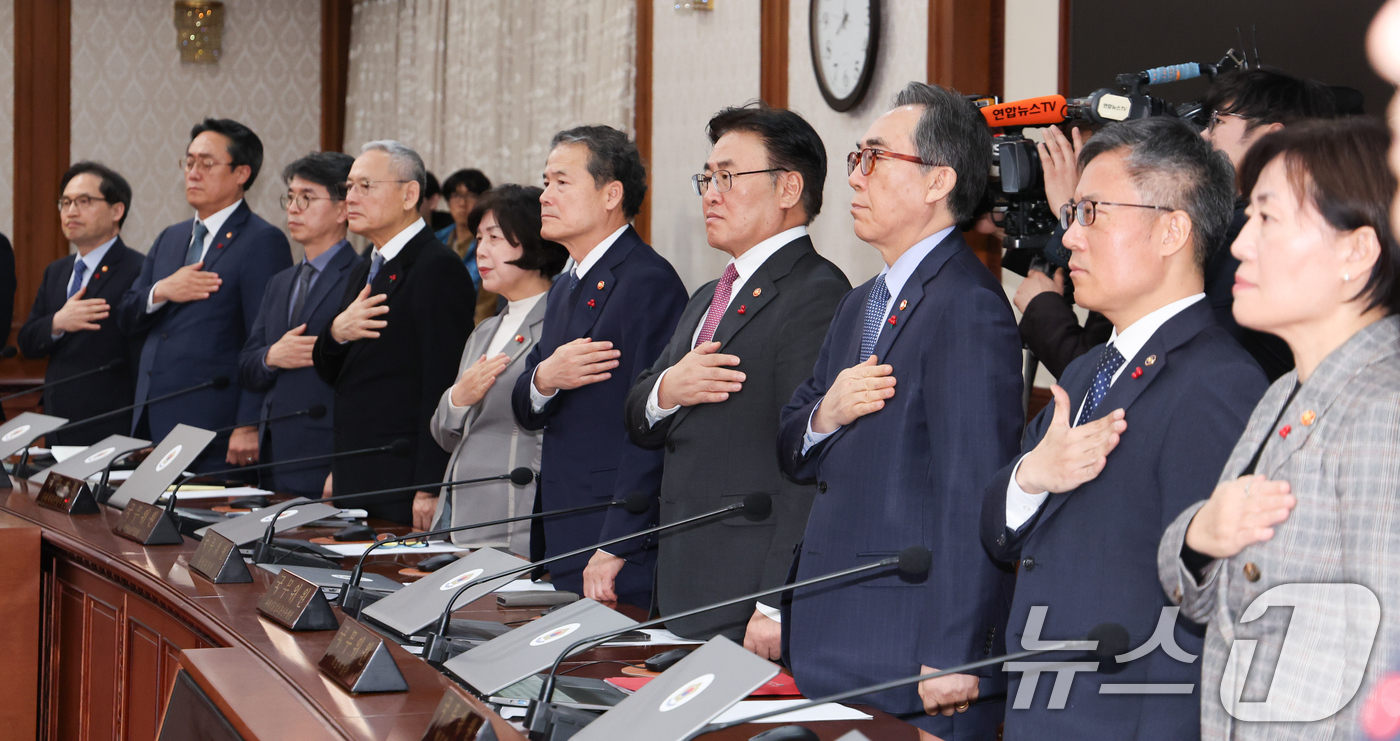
[313,226,475,524]
[1204,204,1293,381]
[18,238,142,445]
[777,230,1024,737]
[238,242,358,496]
[115,201,292,467]
[1020,292,1113,379]
[623,235,850,640]
[981,299,1267,741]
[510,226,687,606]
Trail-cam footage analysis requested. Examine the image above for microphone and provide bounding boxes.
[210,403,327,434]
[0,358,127,404]
[46,375,232,435]
[338,487,647,618]
[980,94,1068,128]
[1,346,17,359]
[167,438,411,500]
[421,492,771,663]
[526,546,933,730]
[681,623,1132,740]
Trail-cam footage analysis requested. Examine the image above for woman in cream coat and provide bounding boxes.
[420,185,568,549]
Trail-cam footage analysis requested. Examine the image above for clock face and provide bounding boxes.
[810,0,879,112]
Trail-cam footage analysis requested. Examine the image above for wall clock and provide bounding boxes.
[809,0,880,112]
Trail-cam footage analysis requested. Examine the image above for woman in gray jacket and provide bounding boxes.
[421,185,568,549]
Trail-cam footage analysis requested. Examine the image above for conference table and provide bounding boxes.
[0,476,921,741]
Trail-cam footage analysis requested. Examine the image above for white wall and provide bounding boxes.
[70,0,322,255]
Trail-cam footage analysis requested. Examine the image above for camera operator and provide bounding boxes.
[1015,68,1336,381]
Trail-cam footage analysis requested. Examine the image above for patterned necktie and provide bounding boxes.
[365,250,384,287]
[185,221,209,266]
[859,274,891,361]
[67,260,87,299]
[289,262,315,324]
[1078,343,1126,425]
[568,267,580,293]
[694,263,739,348]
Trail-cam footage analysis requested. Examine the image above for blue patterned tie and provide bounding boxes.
[859,274,891,361]
[365,250,384,287]
[567,267,579,293]
[185,221,209,266]
[1078,343,1125,425]
[67,260,87,298]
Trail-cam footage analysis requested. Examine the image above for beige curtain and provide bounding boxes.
[344,0,637,187]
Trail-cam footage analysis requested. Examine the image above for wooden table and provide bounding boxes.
[0,478,919,741]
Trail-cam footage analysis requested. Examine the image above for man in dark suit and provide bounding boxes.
[313,140,475,525]
[18,162,142,445]
[981,118,1268,740]
[238,152,357,499]
[511,125,687,608]
[623,104,849,643]
[116,119,291,469]
[776,83,1024,738]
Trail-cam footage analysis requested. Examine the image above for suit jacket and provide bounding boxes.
[622,235,849,640]
[115,201,292,466]
[237,243,358,496]
[1160,315,1400,741]
[510,226,687,605]
[776,230,1023,737]
[313,226,475,525]
[1020,292,1114,379]
[429,294,547,553]
[1203,204,1293,381]
[984,299,1266,741]
[18,238,142,445]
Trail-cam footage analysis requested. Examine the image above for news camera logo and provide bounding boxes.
[438,569,485,592]
[659,674,715,713]
[2,424,31,442]
[530,623,581,647]
[84,447,116,464]
[155,445,183,471]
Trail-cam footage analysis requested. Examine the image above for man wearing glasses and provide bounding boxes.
[775,82,1023,739]
[117,118,291,470]
[980,117,1267,740]
[236,152,357,500]
[313,140,475,526]
[622,104,849,644]
[18,162,142,445]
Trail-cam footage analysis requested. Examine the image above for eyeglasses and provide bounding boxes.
[179,156,235,174]
[446,190,476,203]
[846,147,935,177]
[280,192,341,211]
[1059,199,1177,230]
[373,533,429,548]
[57,195,109,211]
[342,179,411,196]
[1207,110,1250,133]
[690,169,787,196]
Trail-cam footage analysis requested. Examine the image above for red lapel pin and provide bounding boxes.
[737,305,746,315]
[514,334,525,343]
[1279,424,1292,438]
[389,274,397,282]
[888,315,897,326]
[216,243,224,249]
[587,299,596,308]
[1131,367,1143,379]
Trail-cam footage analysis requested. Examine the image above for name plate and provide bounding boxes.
[189,531,252,584]
[256,569,338,631]
[421,687,496,741]
[318,617,408,694]
[35,472,98,515]
[112,499,183,545]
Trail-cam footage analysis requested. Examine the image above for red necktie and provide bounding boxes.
[695,263,739,348]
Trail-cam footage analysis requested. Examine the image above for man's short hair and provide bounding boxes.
[705,102,827,223]
[1203,68,1337,132]
[190,118,264,190]
[443,168,492,197]
[550,126,647,219]
[470,184,570,278]
[1078,117,1236,270]
[60,161,132,227]
[360,140,428,208]
[890,82,992,224]
[281,151,355,200]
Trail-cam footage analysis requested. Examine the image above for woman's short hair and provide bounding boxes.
[1239,117,1400,315]
[470,184,569,278]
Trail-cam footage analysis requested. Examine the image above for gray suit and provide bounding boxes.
[1159,315,1400,740]
[430,295,547,553]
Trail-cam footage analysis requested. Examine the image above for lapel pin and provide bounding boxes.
[101,265,108,272]
[389,274,397,282]
[1279,424,1292,439]
[515,334,525,343]
[597,280,605,290]
[1131,367,1143,379]
[1301,410,1316,426]
[216,243,224,249]
[899,299,907,311]
[752,288,762,297]
[737,305,746,315]
[1144,355,1157,366]
[888,315,897,326]
[587,299,596,308]
[225,232,232,239]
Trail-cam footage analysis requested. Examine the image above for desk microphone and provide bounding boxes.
[421,492,770,663]
[210,403,327,434]
[0,358,127,404]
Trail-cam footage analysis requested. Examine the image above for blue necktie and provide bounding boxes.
[859,274,891,361]
[67,260,87,299]
[1078,343,1126,424]
[185,221,209,266]
[567,267,579,293]
[289,262,315,324]
[365,251,384,287]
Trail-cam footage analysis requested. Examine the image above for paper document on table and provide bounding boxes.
[495,579,555,592]
[168,486,276,500]
[321,540,467,556]
[711,700,873,724]
[51,446,87,462]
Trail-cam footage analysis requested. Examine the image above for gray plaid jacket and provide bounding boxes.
[1159,315,1400,740]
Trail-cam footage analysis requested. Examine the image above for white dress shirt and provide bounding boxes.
[368,217,425,269]
[51,237,117,340]
[146,199,242,312]
[1003,292,1207,531]
[643,226,808,427]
